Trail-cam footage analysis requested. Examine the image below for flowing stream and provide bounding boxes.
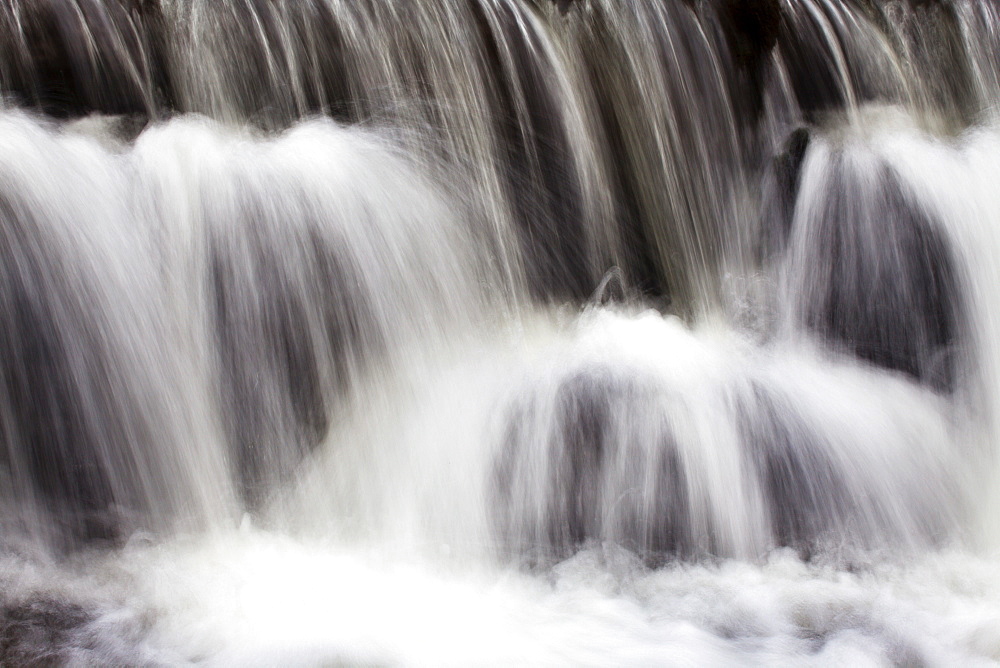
[1,0,1000,665]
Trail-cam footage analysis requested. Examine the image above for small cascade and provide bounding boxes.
[0,0,997,664]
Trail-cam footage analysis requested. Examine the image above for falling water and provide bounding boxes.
[1,0,999,664]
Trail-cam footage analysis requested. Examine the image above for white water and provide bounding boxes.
[0,108,996,665]
[2,1,1000,664]
[3,531,997,666]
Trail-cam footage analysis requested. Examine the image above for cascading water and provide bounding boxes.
[0,0,999,665]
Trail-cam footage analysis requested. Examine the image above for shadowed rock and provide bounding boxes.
[760,127,811,261]
[796,158,962,391]
[0,192,165,548]
[737,382,852,553]
[209,209,380,508]
[0,0,169,119]
[0,598,92,665]
[493,367,692,565]
[716,0,782,125]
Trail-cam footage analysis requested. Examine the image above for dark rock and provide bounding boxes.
[470,0,605,303]
[0,597,93,665]
[760,127,811,260]
[208,204,381,508]
[717,0,782,69]
[737,383,851,553]
[713,0,783,126]
[795,157,962,391]
[0,194,140,548]
[0,0,170,119]
[493,368,692,565]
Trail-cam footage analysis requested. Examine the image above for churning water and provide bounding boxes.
[1,0,1000,665]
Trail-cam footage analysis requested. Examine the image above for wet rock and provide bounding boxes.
[0,0,170,119]
[493,367,692,565]
[737,383,851,553]
[794,157,962,391]
[0,598,92,665]
[760,127,811,260]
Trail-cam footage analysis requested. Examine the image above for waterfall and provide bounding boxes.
[0,0,999,664]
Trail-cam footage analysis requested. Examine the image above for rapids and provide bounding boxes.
[0,0,999,665]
